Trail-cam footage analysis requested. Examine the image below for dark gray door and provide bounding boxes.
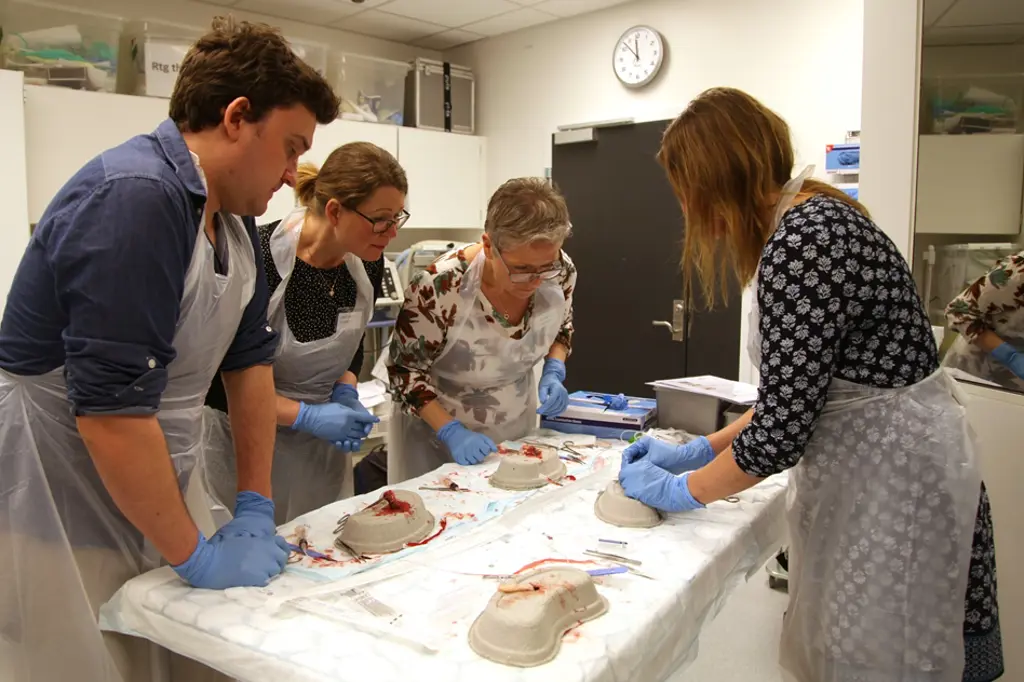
[552,120,740,398]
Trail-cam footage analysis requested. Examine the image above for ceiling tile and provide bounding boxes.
[508,0,549,5]
[331,9,446,42]
[532,0,632,18]
[923,0,959,27]
[924,23,1024,45]
[937,0,1024,26]
[234,0,362,23]
[379,0,520,28]
[414,29,484,50]
[194,0,241,6]
[463,7,555,36]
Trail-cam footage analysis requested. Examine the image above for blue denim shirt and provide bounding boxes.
[0,119,278,415]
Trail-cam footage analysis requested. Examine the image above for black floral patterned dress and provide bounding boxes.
[733,195,1002,682]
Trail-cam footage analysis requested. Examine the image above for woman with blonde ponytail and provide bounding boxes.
[204,141,409,524]
[617,88,1002,682]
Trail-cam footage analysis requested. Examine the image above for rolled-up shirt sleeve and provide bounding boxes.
[387,269,451,413]
[555,251,576,354]
[53,179,192,416]
[218,216,279,372]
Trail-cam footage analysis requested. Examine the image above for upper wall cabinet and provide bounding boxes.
[0,71,31,315]
[260,120,399,224]
[24,85,168,224]
[916,134,1024,235]
[398,127,485,230]
[20,86,486,231]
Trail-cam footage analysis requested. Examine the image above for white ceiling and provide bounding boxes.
[200,0,636,50]
[923,0,1024,46]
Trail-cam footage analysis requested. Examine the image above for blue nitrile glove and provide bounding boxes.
[292,400,379,444]
[537,358,570,417]
[332,438,363,453]
[618,458,705,513]
[330,383,376,438]
[220,491,277,538]
[621,435,715,475]
[437,419,497,466]
[991,342,1024,380]
[172,530,290,589]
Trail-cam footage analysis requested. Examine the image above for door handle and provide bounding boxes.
[651,300,686,343]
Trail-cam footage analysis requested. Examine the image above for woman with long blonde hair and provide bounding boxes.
[618,88,1002,682]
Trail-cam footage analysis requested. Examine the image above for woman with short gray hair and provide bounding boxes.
[385,177,577,483]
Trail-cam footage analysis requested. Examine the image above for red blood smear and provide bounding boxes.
[443,512,476,521]
[521,444,543,459]
[497,445,514,455]
[514,558,595,575]
[406,517,448,546]
[565,475,577,482]
[375,490,412,516]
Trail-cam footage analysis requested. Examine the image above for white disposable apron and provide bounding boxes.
[387,249,565,484]
[203,207,372,525]
[0,196,255,682]
[749,169,981,682]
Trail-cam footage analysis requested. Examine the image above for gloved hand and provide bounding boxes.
[618,458,705,513]
[172,530,290,589]
[292,400,378,444]
[332,438,363,453]
[437,419,496,466]
[622,436,715,475]
[219,491,277,538]
[991,342,1024,380]
[537,358,570,417]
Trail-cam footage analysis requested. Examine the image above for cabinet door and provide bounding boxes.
[0,71,31,316]
[916,134,1024,235]
[24,86,170,224]
[260,120,400,224]
[398,128,484,229]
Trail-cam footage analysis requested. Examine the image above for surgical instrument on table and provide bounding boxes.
[418,480,469,492]
[584,549,642,567]
[287,542,338,563]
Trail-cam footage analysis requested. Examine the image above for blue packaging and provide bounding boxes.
[541,391,657,439]
[825,143,860,173]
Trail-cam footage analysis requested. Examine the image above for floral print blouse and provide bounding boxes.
[945,250,1024,343]
[387,247,576,413]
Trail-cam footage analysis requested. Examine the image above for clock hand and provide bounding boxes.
[634,37,640,63]
[624,41,639,60]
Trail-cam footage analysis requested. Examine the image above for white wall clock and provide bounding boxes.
[613,25,664,88]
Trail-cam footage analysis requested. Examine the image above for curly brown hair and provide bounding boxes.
[169,16,339,132]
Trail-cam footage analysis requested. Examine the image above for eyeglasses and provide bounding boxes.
[353,207,411,234]
[494,247,564,283]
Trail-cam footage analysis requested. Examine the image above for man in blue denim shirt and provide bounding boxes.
[0,18,339,682]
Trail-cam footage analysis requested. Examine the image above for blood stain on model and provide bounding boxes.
[406,517,448,546]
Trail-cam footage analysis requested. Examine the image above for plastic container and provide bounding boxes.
[287,37,327,78]
[333,53,410,125]
[120,19,200,98]
[405,57,475,134]
[0,0,122,92]
[922,74,1024,135]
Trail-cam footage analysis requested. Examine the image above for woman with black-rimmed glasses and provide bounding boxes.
[203,141,409,524]
[384,178,577,484]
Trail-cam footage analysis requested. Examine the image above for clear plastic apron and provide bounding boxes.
[387,249,566,484]
[749,170,982,682]
[204,207,372,525]
[943,330,1024,392]
[0,207,255,682]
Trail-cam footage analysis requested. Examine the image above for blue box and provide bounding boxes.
[825,143,860,173]
[541,391,657,439]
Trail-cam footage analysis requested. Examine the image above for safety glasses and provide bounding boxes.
[494,247,564,284]
[353,207,411,234]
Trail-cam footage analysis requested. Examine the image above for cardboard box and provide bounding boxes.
[541,391,657,439]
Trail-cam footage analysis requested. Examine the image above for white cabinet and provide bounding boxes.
[23,86,169,224]
[260,119,399,224]
[916,134,1024,235]
[959,381,1024,680]
[398,127,485,229]
[0,71,31,316]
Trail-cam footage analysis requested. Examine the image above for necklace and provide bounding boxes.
[313,263,344,298]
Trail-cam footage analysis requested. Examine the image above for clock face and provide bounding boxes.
[613,25,664,88]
